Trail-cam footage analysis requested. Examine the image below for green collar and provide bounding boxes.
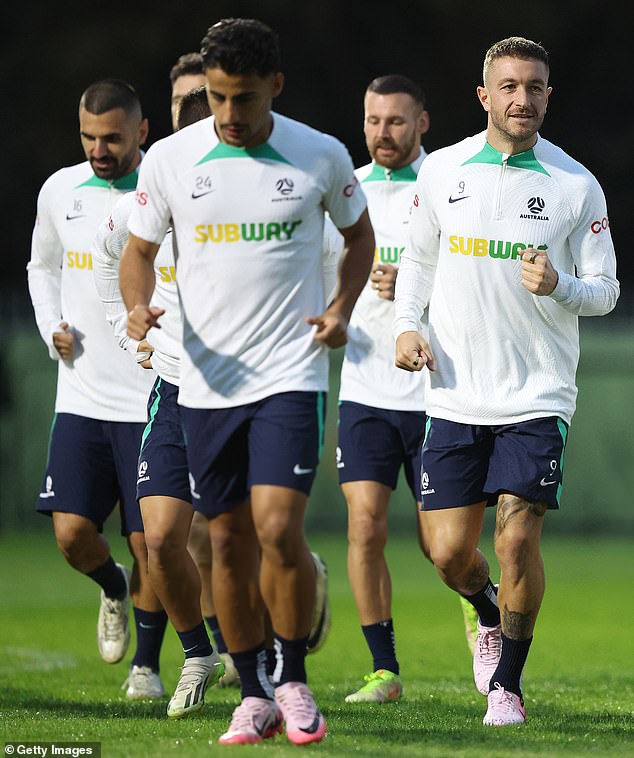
[196,141,292,166]
[76,169,139,190]
[462,141,550,176]
[362,162,418,183]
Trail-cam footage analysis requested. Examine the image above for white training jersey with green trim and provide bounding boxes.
[92,192,181,385]
[394,131,619,425]
[27,162,155,421]
[339,152,427,411]
[128,113,366,409]
[93,193,344,387]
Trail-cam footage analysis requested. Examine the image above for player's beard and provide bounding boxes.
[90,156,118,179]
[371,131,416,170]
[90,149,137,181]
[493,108,545,148]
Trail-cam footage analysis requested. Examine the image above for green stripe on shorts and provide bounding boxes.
[556,417,569,507]
[140,378,163,453]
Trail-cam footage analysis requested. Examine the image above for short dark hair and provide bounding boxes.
[483,37,549,82]
[200,18,280,77]
[169,52,204,85]
[176,85,211,130]
[79,78,142,119]
[366,75,426,110]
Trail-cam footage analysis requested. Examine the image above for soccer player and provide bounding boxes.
[27,79,167,698]
[119,17,374,745]
[95,82,332,714]
[394,37,619,726]
[335,75,429,704]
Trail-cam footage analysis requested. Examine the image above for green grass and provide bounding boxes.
[0,530,632,756]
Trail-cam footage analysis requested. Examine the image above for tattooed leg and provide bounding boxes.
[494,493,547,640]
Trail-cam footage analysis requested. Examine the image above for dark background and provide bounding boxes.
[4,0,632,320]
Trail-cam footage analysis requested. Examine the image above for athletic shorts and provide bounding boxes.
[420,416,569,510]
[137,377,191,504]
[337,400,427,500]
[180,391,326,518]
[36,412,146,534]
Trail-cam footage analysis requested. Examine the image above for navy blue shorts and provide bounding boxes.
[137,377,191,504]
[420,416,569,510]
[180,391,326,518]
[337,401,427,500]
[36,412,146,535]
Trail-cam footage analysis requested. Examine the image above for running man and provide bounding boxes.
[336,75,430,704]
[394,37,619,726]
[120,18,374,745]
[27,79,167,698]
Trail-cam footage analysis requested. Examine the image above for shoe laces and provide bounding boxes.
[363,671,387,684]
[173,658,211,694]
[489,682,520,711]
[229,697,273,732]
[276,683,316,723]
[102,597,126,641]
[121,665,154,691]
[478,625,501,661]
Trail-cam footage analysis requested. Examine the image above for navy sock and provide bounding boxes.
[176,621,213,659]
[361,619,399,675]
[489,633,532,696]
[273,634,308,685]
[204,615,228,654]
[232,644,273,700]
[87,557,127,599]
[130,608,168,672]
[462,579,500,627]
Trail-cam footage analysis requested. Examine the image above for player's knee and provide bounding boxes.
[54,519,94,564]
[187,527,212,566]
[143,525,183,560]
[258,517,302,566]
[347,510,387,552]
[494,528,535,573]
[428,541,472,581]
[209,526,242,566]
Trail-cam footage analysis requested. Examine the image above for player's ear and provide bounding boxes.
[138,117,150,146]
[272,72,284,98]
[476,85,490,113]
[418,109,430,137]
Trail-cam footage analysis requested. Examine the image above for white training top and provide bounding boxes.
[92,192,181,385]
[27,162,155,421]
[339,151,427,411]
[128,113,367,409]
[394,132,619,425]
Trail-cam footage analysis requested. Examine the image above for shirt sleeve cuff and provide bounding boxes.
[549,270,574,303]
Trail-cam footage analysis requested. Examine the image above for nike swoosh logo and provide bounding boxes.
[299,714,322,734]
[183,645,198,653]
[540,478,556,486]
[66,214,86,220]
[138,622,158,629]
[293,464,313,475]
[448,195,470,204]
[191,190,215,199]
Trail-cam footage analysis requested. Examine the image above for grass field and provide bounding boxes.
[0,529,632,757]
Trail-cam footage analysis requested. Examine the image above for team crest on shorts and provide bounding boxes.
[137,460,150,484]
[421,471,435,495]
